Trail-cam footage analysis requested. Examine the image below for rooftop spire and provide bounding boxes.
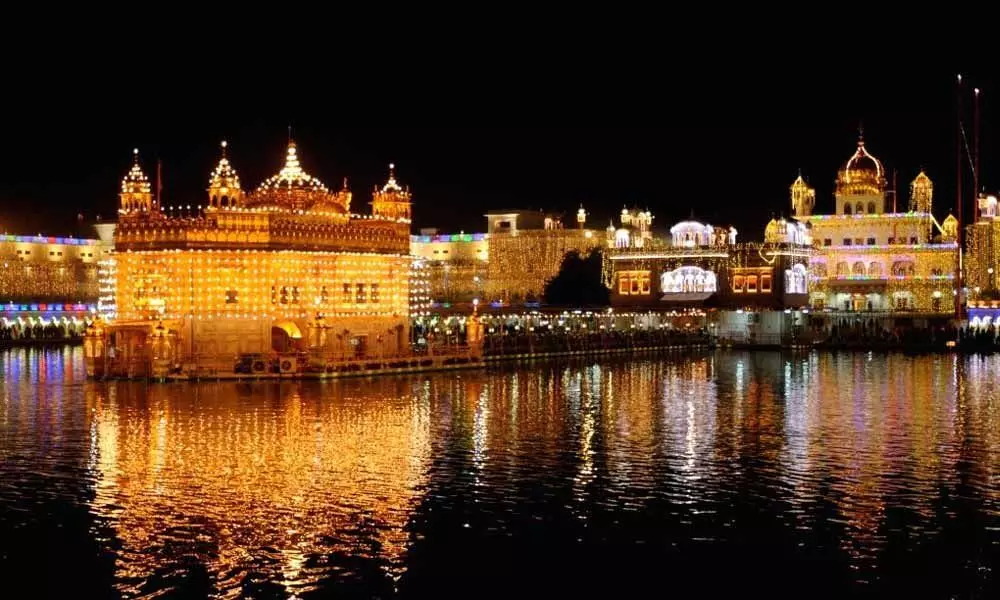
[858,121,865,146]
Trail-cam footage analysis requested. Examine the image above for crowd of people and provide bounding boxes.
[482,327,709,356]
[814,320,959,351]
[0,321,85,345]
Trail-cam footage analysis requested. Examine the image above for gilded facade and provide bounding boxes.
[799,135,958,313]
[88,141,413,376]
[484,209,600,304]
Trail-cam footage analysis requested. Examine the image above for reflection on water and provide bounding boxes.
[1,347,999,598]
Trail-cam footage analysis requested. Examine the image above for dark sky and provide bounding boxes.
[0,41,993,241]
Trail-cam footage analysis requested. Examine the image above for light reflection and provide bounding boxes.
[2,347,1000,596]
[85,380,432,597]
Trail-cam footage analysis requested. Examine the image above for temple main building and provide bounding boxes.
[797,134,958,314]
[86,141,415,377]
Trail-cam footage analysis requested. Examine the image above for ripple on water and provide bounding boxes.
[1,347,999,597]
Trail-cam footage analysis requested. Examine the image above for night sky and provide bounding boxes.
[0,46,994,241]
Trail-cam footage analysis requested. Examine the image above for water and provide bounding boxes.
[1,347,999,599]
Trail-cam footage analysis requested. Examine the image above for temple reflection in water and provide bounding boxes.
[3,346,998,596]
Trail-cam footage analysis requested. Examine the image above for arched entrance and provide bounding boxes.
[272,321,303,353]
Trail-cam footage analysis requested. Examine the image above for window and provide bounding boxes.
[225,289,238,304]
[320,286,329,304]
[836,262,848,277]
[909,237,918,244]
[844,204,852,215]
[619,274,630,295]
[371,283,380,303]
[746,275,758,293]
[291,286,300,304]
[852,262,866,276]
[931,268,943,276]
[631,277,640,295]
[733,275,745,292]
[888,237,895,244]
[843,238,852,246]
[271,285,278,304]
[356,283,366,303]
[866,237,876,245]
[343,283,352,303]
[856,202,864,214]
[823,238,832,246]
[867,201,876,214]
[280,286,289,304]
[855,238,864,246]
[869,262,882,277]
[761,274,772,292]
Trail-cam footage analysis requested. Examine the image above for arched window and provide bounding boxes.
[891,261,916,277]
[221,195,229,207]
[868,262,882,277]
[856,201,864,214]
[836,262,849,276]
[844,204,852,215]
[867,201,876,214]
[852,261,866,276]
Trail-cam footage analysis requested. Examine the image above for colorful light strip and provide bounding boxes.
[2,302,97,312]
[411,233,488,244]
[817,242,958,251]
[804,211,934,221]
[816,275,955,281]
[2,234,101,246]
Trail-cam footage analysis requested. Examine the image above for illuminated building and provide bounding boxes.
[607,207,655,249]
[966,194,1000,327]
[484,209,599,304]
[799,134,958,313]
[605,211,812,344]
[86,141,416,377]
[0,228,111,340]
[410,229,487,306]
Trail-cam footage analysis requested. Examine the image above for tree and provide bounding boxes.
[543,249,610,307]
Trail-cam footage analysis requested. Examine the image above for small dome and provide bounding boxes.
[209,141,241,191]
[911,169,932,186]
[121,149,151,194]
[380,163,404,193]
[843,138,884,179]
[257,141,328,194]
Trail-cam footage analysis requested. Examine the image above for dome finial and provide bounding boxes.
[220,140,228,157]
[858,121,865,146]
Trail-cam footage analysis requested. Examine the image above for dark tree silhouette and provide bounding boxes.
[543,249,610,307]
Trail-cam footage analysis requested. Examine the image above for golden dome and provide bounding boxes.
[208,141,241,191]
[843,138,884,179]
[836,134,886,196]
[121,149,151,194]
[250,140,344,212]
[256,141,329,195]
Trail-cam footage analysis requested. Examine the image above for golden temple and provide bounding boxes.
[84,140,468,378]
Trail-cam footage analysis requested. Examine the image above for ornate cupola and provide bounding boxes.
[207,140,244,209]
[371,163,411,220]
[909,169,933,214]
[119,148,156,216]
[790,171,816,217]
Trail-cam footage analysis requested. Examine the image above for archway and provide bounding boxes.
[271,320,303,353]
